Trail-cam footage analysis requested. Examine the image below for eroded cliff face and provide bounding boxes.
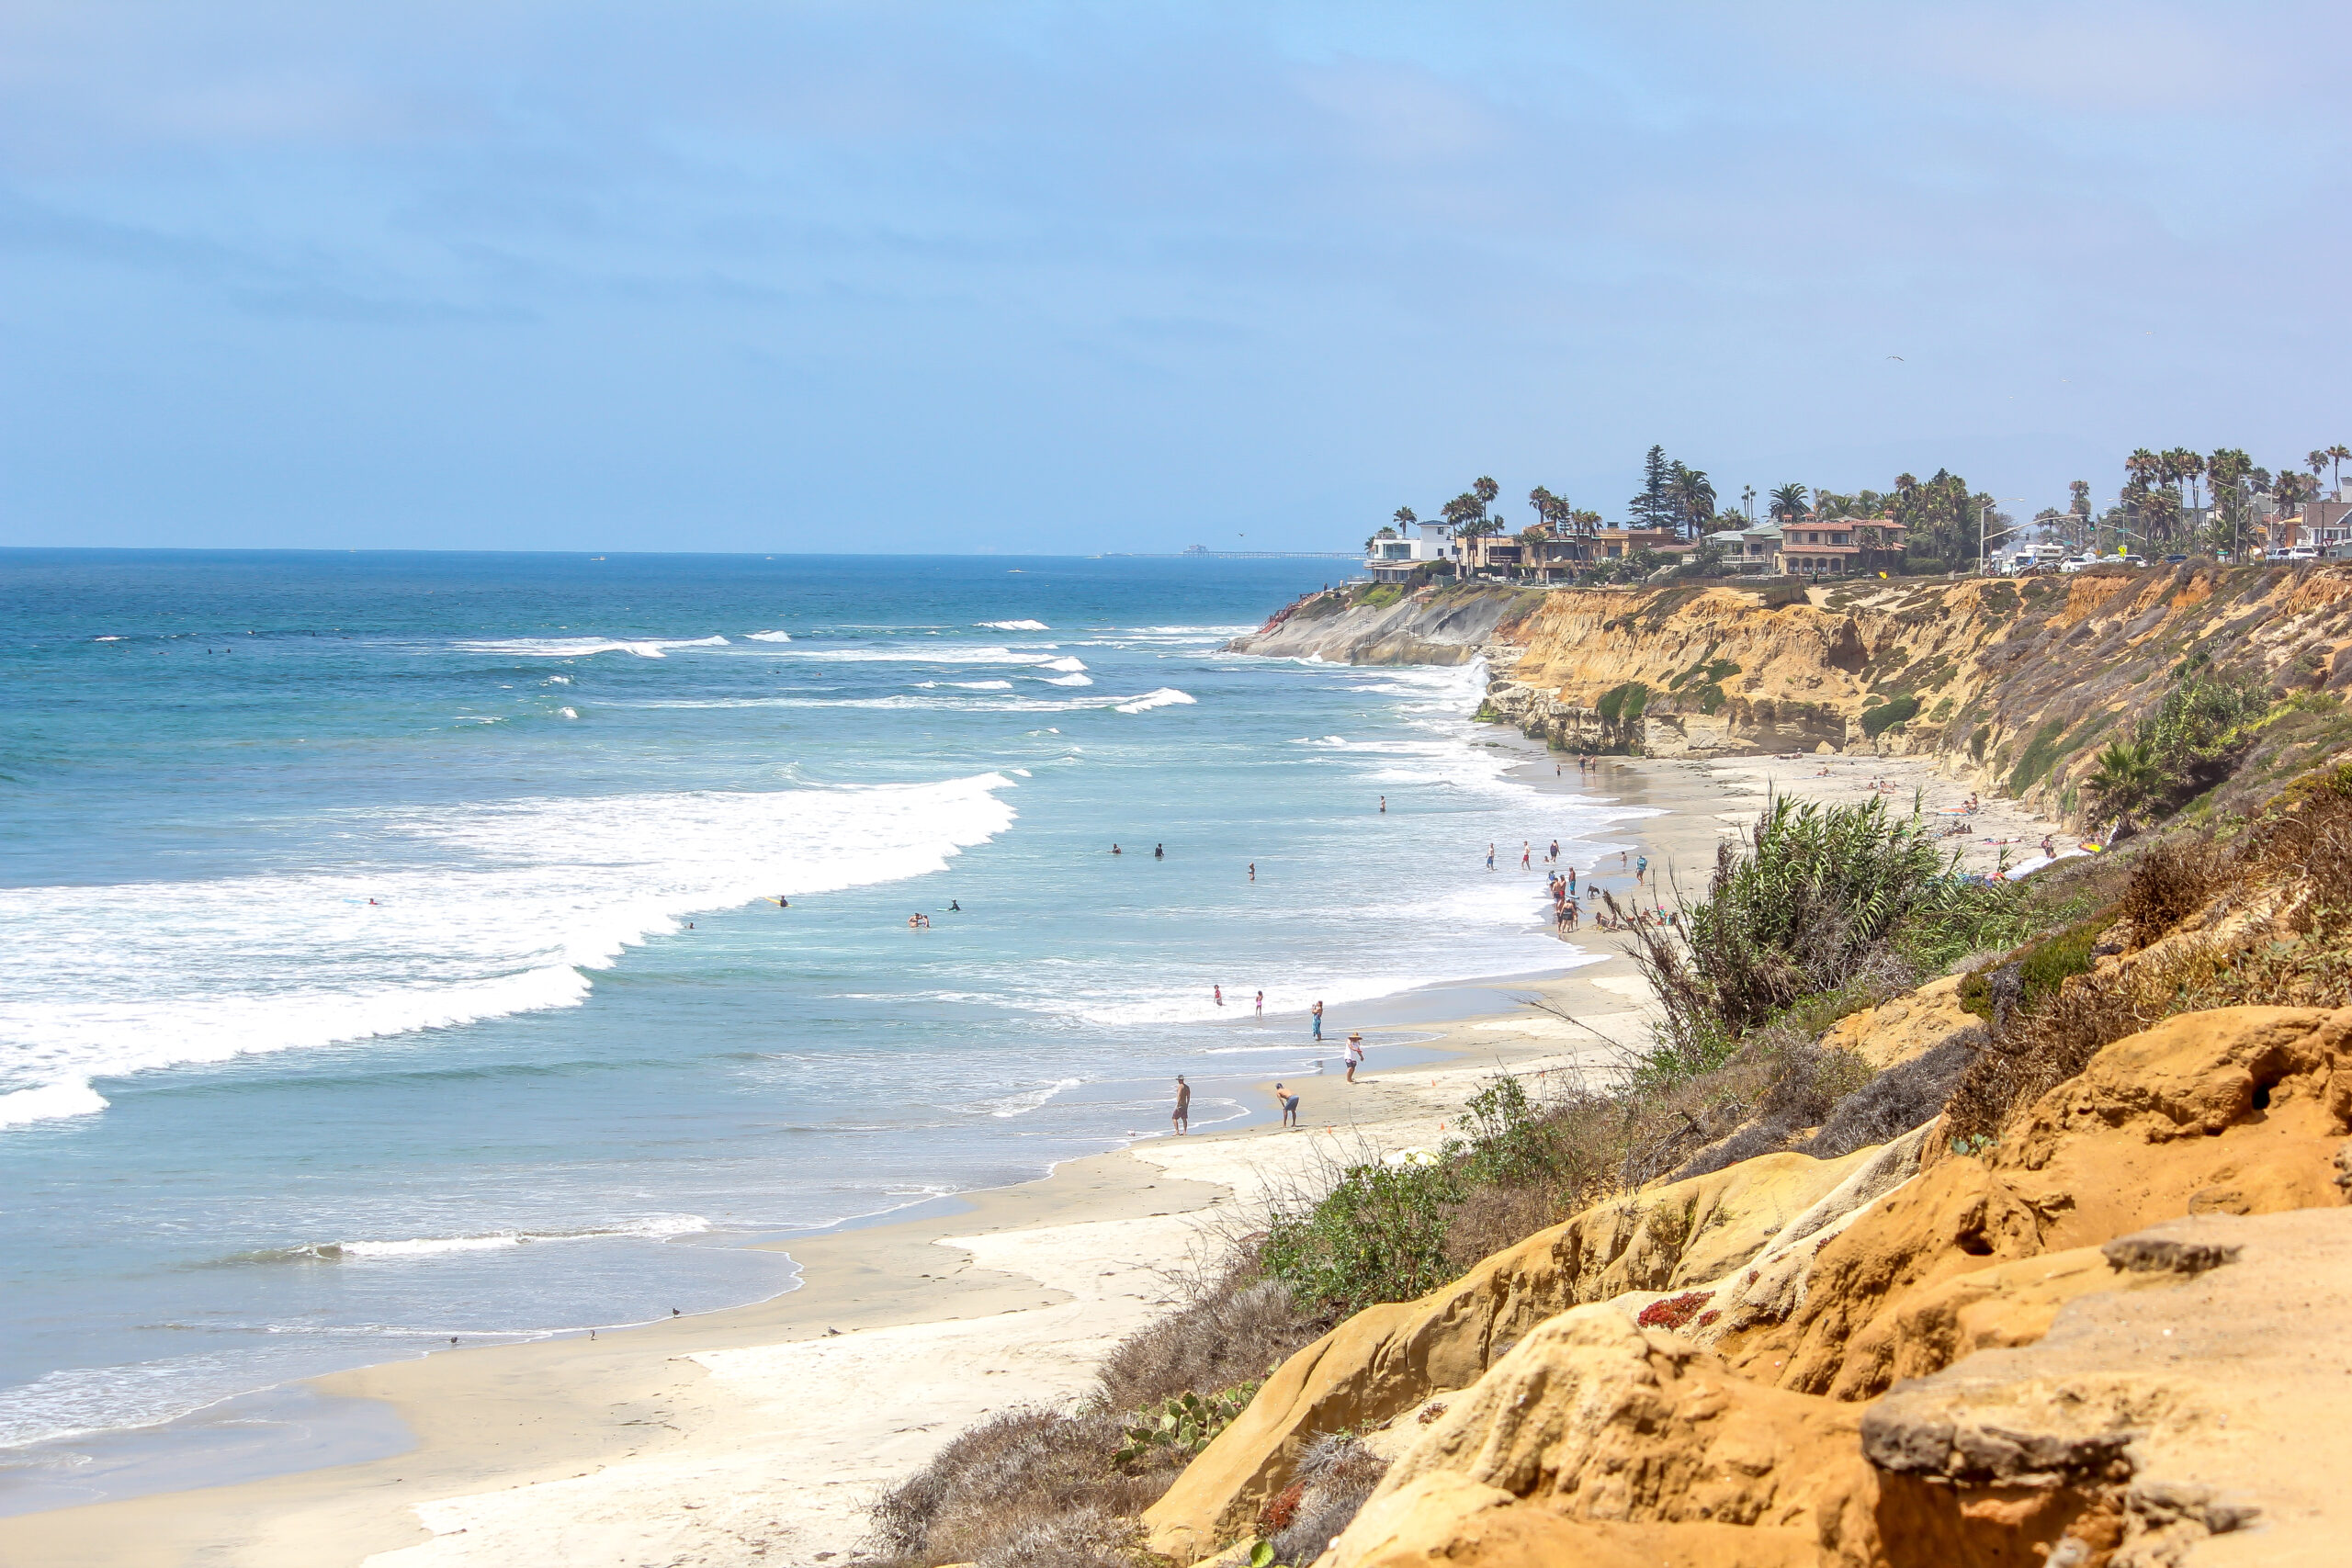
[1148,1007,2352,1568]
[1230,567,2352,824]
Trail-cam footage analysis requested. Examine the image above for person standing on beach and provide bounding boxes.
[1214,984,1224,1007]
[1521,842,1532,871]
[1311,1000,1324,1041]
[1486,844,1496,871]
[1172,1076,1191,1134]
[1635,853,1648,885]
[1566,864,1577,896]
[1254,989,1264,1017]
[1344,1032,1365,1083]
[1273,1082,1300,1127]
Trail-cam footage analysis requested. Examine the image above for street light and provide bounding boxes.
[1979,498,2025,573]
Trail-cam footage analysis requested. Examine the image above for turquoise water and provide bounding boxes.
[0,550,1636,1504]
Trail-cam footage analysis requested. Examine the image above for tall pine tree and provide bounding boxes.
[1628,446,1671,529]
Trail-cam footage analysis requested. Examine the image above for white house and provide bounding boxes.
[1366,520,1455,582]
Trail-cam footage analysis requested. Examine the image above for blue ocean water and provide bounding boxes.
[0,550,1636,1501]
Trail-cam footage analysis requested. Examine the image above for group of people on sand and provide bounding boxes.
[1167,1018,1366,1136]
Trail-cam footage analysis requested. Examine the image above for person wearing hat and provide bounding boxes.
[1343,1031,1366,1083]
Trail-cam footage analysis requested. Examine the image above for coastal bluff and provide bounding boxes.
[1228,566,2352,827]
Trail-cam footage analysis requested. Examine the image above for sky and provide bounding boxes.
[1,2,2346,554]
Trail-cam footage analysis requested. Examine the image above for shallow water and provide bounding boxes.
[0,550,1642,1503]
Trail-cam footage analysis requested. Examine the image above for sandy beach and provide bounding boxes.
[0,747,2064,1568]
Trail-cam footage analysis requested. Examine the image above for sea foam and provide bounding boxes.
[0,774,1019,1127]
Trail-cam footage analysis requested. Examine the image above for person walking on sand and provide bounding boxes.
[1254,989,1264,1018]
[1311,1000,1324,1042]
[1172,1075,1191,1134]
[1274,1082,1301,1128]
[1344,1031,1365,1083]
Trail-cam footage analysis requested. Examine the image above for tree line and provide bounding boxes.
[1373,439,2352,576]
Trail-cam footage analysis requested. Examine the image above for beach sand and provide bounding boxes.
[0,750,2064,1568]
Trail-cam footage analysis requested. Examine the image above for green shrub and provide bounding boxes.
[1261,1156,1460,1312]
[1358,584,1402,609]
[1861,694,1920,739]
[2007,718,2072,794]
[1111,1385,1259,1470]
[1596,682,1650,724]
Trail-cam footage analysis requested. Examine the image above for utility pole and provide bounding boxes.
[1979,498,2025,573]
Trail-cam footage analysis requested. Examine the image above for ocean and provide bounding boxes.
[0,550,1637,1506]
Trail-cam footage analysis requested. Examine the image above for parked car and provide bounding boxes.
[2058,556,2092,573]
[2162,553,2188,564]
[2288,547,2318,561]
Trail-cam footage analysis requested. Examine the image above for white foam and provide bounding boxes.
[0,1077,109,1128]
[746,630,794,642]
[556,707,579,719]
[331,1214,709,1259]
[1041,673,1092,686]
[948,680,1012,690]
[0,775,1019,1123]
[1040,657,1088,673]
[774,646,1062,666]
[975,620,1049,630]
[1114,688,1197,714]
[975,1077,1081,1118]
[455,636,729,660]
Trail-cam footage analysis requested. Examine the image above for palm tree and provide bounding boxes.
[1741,484,1756,521]
[1392,505,1418,529]
[1671,466,1717,539]
[2169,448,2206,517]
[1472,476,1499,522]
[1769,482,1810,524]
[2124,448,2160,492]
[2330,445,2351,491]
[2312,450,2333,482]
[2085,738,2166,838]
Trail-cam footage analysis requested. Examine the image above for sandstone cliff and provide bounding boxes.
[1229,566,2352,825]
[1148,1007,2352,1568]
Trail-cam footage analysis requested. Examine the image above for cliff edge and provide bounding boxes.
[1230,566,2352,826]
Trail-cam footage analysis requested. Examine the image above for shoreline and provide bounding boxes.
[0,747,2064,1568]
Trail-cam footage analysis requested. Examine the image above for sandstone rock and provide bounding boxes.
[1864,1208,2352,1566]
[1823,975,1987,1071]
[1144,1142,1896,1560]
[1745,1007,2352,1400]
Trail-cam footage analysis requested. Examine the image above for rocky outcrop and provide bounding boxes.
[1152,1006,2352,1566]
[1226,583,1538,666]
[1230,566,2352,822]
[1821,975,1986,1071]
[1143,1135,1921,1559]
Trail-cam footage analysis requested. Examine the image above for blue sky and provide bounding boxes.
[1,2,2345,553]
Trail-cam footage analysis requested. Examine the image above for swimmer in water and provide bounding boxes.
[1154,843,1165,859]
[949,899,960,911]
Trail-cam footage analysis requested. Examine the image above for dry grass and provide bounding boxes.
[858,1257,1327,1568]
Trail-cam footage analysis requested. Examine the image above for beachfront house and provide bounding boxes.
[1773,517,1861,578]
[1365,520,1456,582]
[1702,523,1779,575]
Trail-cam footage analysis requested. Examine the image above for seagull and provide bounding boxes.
[1886,355,1905,361]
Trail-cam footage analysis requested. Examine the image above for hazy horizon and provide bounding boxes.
[3,3,2345,554]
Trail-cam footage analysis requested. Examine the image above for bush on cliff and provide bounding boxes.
[1610,794,1955,1083]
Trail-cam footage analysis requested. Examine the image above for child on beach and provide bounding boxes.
[1344,1032,1365,1083]
[1254,989,1264,1017]
[1172,1076,1191,1134]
